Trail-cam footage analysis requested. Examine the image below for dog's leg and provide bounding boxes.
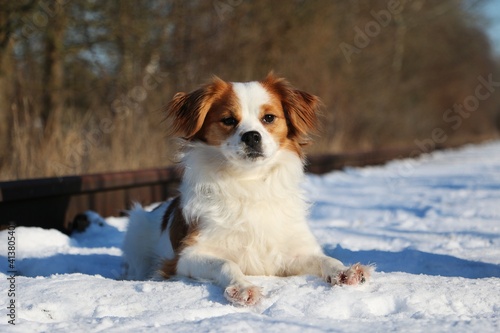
[175,252,262,306]
[287,255,373,286]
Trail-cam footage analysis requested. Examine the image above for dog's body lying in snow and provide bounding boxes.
[122,74,372,305]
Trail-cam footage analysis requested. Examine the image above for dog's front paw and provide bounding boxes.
[224,284,262,306]
[327,263,373,286]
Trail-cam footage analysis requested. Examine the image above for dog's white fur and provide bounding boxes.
[122,75,372,306]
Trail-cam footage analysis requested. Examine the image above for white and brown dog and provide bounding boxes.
[122,74,372,306]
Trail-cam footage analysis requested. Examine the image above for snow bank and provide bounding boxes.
[1,142,500,332]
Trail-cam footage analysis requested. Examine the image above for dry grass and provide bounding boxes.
[2,104,174,181]
[3,97,497,181]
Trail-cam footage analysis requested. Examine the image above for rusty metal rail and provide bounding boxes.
[0,147,425,233]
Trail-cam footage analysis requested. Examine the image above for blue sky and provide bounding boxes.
[479,0,500,55]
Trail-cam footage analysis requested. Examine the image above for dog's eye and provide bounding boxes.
[262,114,276,124]
[221,117,238,126]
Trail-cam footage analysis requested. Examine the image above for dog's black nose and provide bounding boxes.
[241,131,261,149]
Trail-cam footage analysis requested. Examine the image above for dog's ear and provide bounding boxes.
[167,77,228,139]
[261,73,320,142]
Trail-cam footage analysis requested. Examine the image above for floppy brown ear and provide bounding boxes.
[167,77,228,139]
[261,73,320,141]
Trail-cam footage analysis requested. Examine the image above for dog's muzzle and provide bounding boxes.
[241,131,264,159]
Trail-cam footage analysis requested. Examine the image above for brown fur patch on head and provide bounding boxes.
[260,73,320,145]
[166,77,230,140]
[257,98,291,151]
[193,84,240,145]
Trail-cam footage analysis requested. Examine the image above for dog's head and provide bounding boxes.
[167,73,320,168]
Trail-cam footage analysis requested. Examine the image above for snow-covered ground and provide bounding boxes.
[1,142,500,332]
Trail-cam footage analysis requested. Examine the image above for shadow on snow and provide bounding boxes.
[325,245,500,279]
[0,254,123,279]
[1,245,499,280]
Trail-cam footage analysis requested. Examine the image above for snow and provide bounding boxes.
[2,141,500,332]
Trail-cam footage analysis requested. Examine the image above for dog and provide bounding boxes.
[122,73,373,306]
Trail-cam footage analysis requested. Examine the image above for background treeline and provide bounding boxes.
[0,0,499,180]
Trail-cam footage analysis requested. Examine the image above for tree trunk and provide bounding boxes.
[41,13,66,138]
